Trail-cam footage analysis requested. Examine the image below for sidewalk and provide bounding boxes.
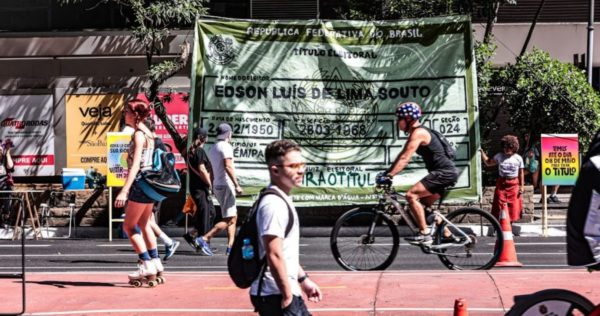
[0,192,571,240]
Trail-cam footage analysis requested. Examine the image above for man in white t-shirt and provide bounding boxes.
[197,123,243,256]
[250,140,322,316]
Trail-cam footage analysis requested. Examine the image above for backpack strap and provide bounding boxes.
[255,187,295,297]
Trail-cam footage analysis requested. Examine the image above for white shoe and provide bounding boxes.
[128,259,157,280]
[152,258,164,273]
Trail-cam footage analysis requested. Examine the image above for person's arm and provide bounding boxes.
[4,148,13,171]
[297,266,322,303]
[519,168,525,194]
[479,149,498,167]
[197,162,212,190]
[114,132,144,208]
[387,129,428,176]
[263,234,293,308]
[224,158,242,194]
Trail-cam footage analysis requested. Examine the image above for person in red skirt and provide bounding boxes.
[480,135,525,222]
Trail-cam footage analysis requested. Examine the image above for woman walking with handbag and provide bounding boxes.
[114,99,163,287]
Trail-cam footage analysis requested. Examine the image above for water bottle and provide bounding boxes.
[241,238,254,260]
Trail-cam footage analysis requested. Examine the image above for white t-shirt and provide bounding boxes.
[250,185,301,297]
[494,152,524,178]
[208,140,234,188]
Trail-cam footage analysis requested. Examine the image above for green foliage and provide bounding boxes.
[475,39,500,147]
[499,49,600,148]
[336,0,516,20]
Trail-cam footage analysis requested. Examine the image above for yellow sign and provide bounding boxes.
[106,132,132,187]
[66,94,124,174]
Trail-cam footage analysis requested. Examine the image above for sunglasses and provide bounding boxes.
[276,162,306,170]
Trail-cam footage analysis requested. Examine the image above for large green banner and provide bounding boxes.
[191,16,481,206]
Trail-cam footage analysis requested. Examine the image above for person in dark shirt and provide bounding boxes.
[386,102,459,245]
[0,139,14,229]
[182,127,215,251]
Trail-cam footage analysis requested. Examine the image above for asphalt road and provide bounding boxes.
[0,235,569,273]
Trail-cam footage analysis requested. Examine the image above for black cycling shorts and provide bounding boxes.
[420,170,459,195]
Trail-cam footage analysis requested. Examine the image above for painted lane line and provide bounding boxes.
[0,244,52,247]
[25,307,505,315]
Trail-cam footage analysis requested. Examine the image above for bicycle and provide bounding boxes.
[330,174,504,271]
[506,288,600,316]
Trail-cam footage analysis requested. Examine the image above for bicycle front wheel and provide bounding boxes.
[435,207,503,270]
[330,207,399,271]
[506,289,595,316]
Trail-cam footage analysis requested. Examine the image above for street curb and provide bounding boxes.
[0,223,567,240]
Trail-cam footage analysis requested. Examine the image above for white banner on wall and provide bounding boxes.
[0,95,55,176]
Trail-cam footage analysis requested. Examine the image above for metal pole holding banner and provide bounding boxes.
[542,185,548,237]
[0,197,26,316]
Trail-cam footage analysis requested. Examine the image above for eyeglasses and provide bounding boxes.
[276,162,306,170]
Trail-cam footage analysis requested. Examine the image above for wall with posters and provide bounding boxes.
[65,94,124,174]
[191,16,482,206]
[0,95,55,176]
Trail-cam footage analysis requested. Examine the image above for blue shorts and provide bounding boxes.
[128,179,155,204]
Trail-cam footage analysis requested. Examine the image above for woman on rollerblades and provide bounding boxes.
[115,98,164,288]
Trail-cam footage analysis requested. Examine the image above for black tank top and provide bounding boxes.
[415,127,456,172]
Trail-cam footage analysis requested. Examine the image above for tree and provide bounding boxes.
[499,49,600,148]
[336,0,515,45]
[60,0,208,155]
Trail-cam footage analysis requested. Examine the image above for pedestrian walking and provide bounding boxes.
[480,135,525,222]
[114,99,163,286]
[182,127,216,251]
[0,138,14,229]
[195,123,242,256]
[250,139,322,316]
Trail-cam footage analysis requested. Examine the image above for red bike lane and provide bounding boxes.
[1,269,598,315]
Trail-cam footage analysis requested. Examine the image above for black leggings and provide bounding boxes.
[190,188,215,235]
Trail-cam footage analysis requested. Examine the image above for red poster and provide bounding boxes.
[137,92,189,170]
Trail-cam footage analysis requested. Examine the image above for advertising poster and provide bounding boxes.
[137,92,189,170]
[541,134,579,186]
[190,17,481,206]
[0,95,55,176]
[66,94,124,174]
[106,132,132,187]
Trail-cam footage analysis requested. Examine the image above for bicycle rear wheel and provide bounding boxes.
[330,207,399,271]
[505,289,595,316]
[435,207,503,270]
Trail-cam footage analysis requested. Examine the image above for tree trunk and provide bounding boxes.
[145,42,191,158]
[483,2,500,44]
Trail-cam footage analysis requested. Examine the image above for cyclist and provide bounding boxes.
[385,102,459,246]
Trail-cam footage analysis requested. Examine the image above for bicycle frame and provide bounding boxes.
[376,186,472,251]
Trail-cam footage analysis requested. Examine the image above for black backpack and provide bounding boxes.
[227,188,294,289]
[429,128,456,160]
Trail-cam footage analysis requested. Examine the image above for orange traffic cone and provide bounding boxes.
[495,208,523,267]
[453,298,468,316]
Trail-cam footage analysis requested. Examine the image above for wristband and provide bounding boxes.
[298,273,309,283]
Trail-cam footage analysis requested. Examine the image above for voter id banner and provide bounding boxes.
[541,134,579,186]
[106,132,132,187]
[66,94,124,174]
[0,95,55,176]
[137,92,189,170]
[191,16,481,206]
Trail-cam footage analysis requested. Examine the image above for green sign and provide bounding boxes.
[190,16,482,206]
